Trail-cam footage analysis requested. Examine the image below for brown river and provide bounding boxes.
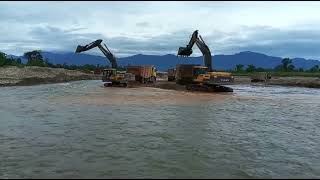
[0,80,320,178]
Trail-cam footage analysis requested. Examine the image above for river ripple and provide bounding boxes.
[0,80,320,178]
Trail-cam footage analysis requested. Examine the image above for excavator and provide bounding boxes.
[75,39,132,87]
[177,30,234,92]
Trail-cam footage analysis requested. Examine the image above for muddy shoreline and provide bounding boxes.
[232,76,320,88]
[0,66,101,86]
[147,76,320,91]
[1,66,319,89]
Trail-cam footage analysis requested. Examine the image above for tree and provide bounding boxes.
[17,58,22,64]
[281,58,295,72]
[274,65,283,71]
[288,64,295,72]
[0,52,7,67]
[24,50,47,67]
[309,65,320,72]
[246,64,256,72]
[235,64,244,72]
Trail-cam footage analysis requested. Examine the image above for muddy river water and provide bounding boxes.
[1,80,320,178]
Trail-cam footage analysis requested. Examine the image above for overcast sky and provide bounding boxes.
[1,1,320,59]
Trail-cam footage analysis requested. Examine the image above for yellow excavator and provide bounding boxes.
[177,30,234,92]
[75,39,133,87]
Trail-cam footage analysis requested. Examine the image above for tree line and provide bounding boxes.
[233,58,320,73]
[2,50,320,73]
[0,50,112,73]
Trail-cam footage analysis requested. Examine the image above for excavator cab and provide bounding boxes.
[102,68,128,87]
[192,66,210,83]
[102,68,117,82]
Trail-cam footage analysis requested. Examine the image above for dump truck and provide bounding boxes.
[126,65,157,83]
[167,68,176,81]
[175,64,199,85]
[250,72,271,82]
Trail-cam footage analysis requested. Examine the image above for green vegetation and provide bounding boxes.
[232,57,320,77]
[0,50,120,74]
[0,51,23,67]
[24,50,47,67]
[235,64,244,72]
[0,52,6,66]
[2,50,320,77]
[274,58,295,72]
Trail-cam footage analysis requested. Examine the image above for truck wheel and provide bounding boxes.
[186,84,192,90]
[151,76,156,83]
[104,83,111,87]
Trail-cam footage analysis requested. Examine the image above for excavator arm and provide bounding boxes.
[178,30,212,71]
[75,39,118,68]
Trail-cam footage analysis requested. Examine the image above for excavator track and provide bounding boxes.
[186,83,233,92]
[104,82,128,87]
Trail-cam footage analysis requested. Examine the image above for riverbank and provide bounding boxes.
[1,67,319,89]
[233,76,320,88]
[0,66,101,86]
[149,75,320,92]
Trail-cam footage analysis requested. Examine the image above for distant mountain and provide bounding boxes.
[213,51,320,70]
[117,54,201,70]
[8,51,320,71]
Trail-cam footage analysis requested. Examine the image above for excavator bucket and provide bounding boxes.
[178,47,193,56]
[75,45,85,53]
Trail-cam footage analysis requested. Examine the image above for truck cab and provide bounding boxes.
[167,68,176,81]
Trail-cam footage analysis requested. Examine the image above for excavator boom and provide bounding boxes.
[75,39,103,53]
[75,39,118,68]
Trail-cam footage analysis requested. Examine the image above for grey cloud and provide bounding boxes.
[207,26,320,59]
[2,24,320,60]
[28,25,104,50]
[136,22,150,27]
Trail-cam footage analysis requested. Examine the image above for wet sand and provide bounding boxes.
[1,66,319,89]
[58,85,235,107]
